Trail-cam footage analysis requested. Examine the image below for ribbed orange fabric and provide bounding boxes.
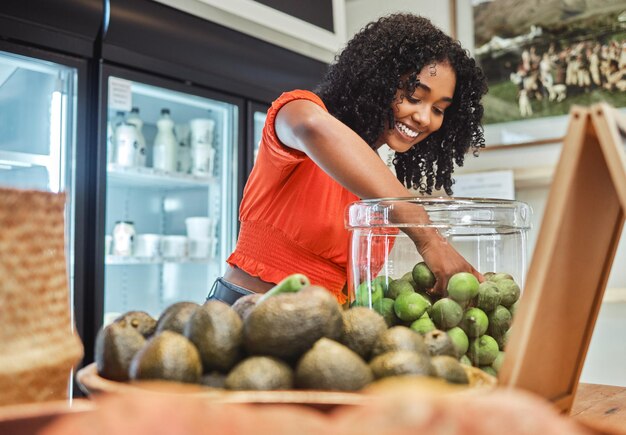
[227,90,358,303]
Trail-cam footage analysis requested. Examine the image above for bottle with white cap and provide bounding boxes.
[153,108,178,172]
[126,107,147,167]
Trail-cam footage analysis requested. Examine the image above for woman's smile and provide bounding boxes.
[394,121,421,140]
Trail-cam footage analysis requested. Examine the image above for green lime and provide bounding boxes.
[483,272,496,280]
[429,298,463,330]
[446,272,479,304]
[355,281,383,307]
[374,298,400,327]
[386,279,415,300]
[488,272,514,283]
[410,314,436,335]
[491,351,506,373]
[459,307,488,338]
[412,262,436,291]
[417,291,433,305]
[487,305,512,338]
[394,292,431,322]
[476,281,501,312]
[509,300,519,317]
[401,272,417,289]
[468,335,499,366]
[373,275,391,295]
[497,279,520,308]
[459,354,472,366]
[446,326,469,359]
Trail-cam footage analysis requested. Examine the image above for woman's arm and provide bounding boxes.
[275,99,482,293]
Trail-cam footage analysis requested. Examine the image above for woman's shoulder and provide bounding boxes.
[270,90,327,113]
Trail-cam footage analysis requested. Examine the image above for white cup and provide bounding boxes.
[160,235,187,258]
[105,235,113,256]
[134,234,161,258]
[185,217,212,239]
[190,118,215,147]
[188,237,212,259]
[191,145,215,177]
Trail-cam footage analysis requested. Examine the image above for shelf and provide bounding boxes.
[105,255,216,265]
[107,164,217,189]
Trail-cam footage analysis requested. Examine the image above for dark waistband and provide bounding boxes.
[207,277,255,306]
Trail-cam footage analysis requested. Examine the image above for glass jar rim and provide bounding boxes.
[345,196,532,230]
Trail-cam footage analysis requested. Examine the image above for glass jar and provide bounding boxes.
[345,198,531,371]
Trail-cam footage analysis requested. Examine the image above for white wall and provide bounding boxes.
[345,0,452,38]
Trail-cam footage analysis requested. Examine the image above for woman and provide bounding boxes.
[211,14,488,305]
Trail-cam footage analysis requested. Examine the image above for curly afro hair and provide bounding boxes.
[316,14,488,195]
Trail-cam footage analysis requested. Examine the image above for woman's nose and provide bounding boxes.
[412,106,430,128]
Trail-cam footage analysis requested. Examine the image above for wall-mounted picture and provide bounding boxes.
[473,0,626,125]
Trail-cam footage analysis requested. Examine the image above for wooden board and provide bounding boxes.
[499,104,626,413]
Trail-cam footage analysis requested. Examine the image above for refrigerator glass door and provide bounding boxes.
[0,50,76,191]
[0,49,77,297]
[252,110,266,164]
[104,77,238,322]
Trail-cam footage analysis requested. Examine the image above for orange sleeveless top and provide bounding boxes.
[227,90,358,303]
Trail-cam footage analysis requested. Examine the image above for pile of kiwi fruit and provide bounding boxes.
[94,273,489,392]
[354,262,521,377]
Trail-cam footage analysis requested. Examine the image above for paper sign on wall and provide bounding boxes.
[108,77,133,112]
[452,170,515,200]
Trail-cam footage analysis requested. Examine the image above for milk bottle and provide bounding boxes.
[107,111,126,164]
[114,117,139,168]
[153,108,178,172]
[126,107,147,167]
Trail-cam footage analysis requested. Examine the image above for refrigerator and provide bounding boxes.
[0,38,91,342]
[245,101,269,177]
[0,0,327,364]
[95,64,244,331]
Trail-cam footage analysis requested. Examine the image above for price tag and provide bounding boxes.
[108,77,133,112]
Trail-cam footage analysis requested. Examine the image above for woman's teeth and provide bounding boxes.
[395,122,419,138]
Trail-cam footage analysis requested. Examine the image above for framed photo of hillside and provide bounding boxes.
[472,0,626,146]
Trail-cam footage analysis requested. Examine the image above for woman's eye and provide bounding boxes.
[433,107,445,115]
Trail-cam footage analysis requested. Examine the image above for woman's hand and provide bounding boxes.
[417,236,484,296]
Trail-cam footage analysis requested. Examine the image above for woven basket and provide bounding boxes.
[0,188,83,406]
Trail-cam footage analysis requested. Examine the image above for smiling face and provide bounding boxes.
[377,62,456,153]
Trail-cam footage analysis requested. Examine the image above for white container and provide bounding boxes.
[134,234,161,258]
[127,107,147,167]
[188,237,212,259]
[114,124,138,167]
[112,221,135,256]
[191,144,215,177]
[160,235,187,258]
[185,217,212,239]
[153,108,178,172]
[175,123,192,173]
[189,118,215,148]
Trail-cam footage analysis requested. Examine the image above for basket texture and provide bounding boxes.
[0,188,83,406]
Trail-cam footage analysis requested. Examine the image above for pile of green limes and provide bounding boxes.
[353,262,520,377]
